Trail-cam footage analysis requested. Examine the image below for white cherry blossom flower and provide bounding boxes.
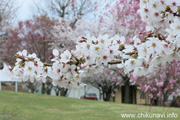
[62,64,76,79]
[60,50,72,63]
[97,34,111,47]
[124,59,142,73]
[170,17,180,35]
[133,67,145,77]
[84,54,96,65]
[53,49,59,56]
[165,0,180,12]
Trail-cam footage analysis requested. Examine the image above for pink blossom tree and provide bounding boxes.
[130,59,180,106]
[84,0,146,40]
[2,15,56,65]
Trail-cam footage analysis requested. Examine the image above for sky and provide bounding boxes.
[16,0,34,21]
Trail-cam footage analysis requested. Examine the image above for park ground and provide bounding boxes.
[0,91,180,120]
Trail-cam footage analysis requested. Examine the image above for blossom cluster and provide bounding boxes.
[1,34,124,88]
[49,34,125,88]
[117,0,180,77]
[139,0,180,32]
[3,50,48,83]
[1,0,180,88]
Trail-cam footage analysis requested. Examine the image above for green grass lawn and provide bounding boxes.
[0,91,179,120]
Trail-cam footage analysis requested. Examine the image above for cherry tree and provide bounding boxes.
[82,0,146,39]
[130,59,180,106]
[1,0,180,102]
[2,15,55,65]
[49,18,80,96]
[104,0,145,37]
[51,18,77,52]
[1,15,56,94]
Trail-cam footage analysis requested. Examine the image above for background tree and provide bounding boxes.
[83,0,146,39]
[0,0,17,67]
[82,68,124,101]
[2,15,55,65]
[130,59,180,106]
[51,18,77,52]
[33,0,100,27]
[22,81,41,93]
[1,15,56,94]
[0,0,16,32]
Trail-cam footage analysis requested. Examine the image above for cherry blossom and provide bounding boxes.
[2,0,180,90]
[130,59,180,106]
[60,50,72,63]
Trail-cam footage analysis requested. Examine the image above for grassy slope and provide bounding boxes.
[0,91,179,120]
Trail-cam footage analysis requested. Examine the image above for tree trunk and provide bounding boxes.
[124,79,130,103]
[157,97,161,106]
[47,89,51,95]
[99,90,102,100]
[60,88,68,96]
[30,88,35,93]
[163,93,168,106]
[41,83,46,94]
[54,86,60,96]
[56,90,60,96]
[0,63,3,69]
[103,91,111,101]
[28,82,36,93]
